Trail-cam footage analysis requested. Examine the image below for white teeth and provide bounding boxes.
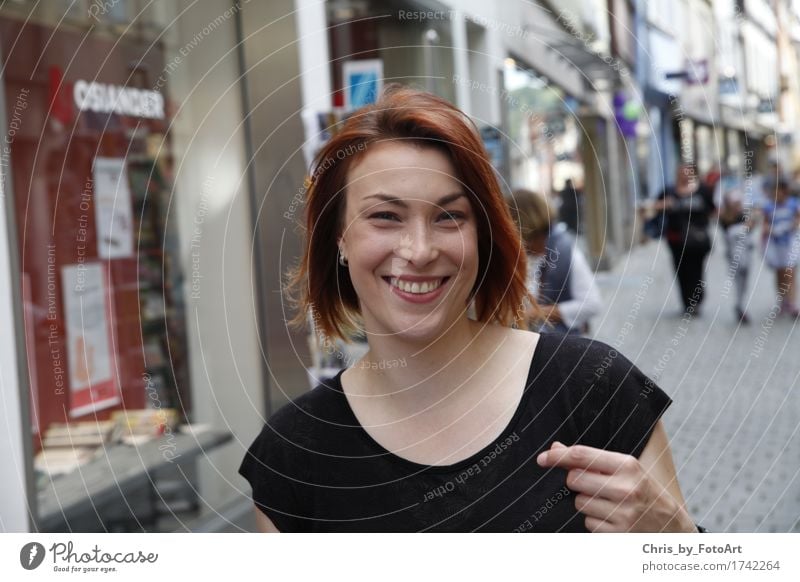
[389,277,444,294]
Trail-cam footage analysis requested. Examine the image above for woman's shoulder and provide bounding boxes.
[497,328,616,366]
[531,332,655,394]
[258,374,349,442]
[533,333,671,456]
[535,332,621,370]
[240,373,360,480]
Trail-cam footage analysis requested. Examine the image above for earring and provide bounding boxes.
[338,250,348,267]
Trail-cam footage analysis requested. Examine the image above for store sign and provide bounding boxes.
[685,59,709,85]
[342,59,383,110]
[480,126,504,174]
[73,80,165,119]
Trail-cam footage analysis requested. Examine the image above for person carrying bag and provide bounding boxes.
[655,164,716,317]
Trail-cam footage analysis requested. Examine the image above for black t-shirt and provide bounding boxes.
[238,333,672,532]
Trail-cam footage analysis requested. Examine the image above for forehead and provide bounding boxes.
[346,141,461,194]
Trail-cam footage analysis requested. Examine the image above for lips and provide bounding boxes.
[388,277,446,294]
[383,275,450,303]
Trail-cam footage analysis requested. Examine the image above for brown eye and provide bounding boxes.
[368,212,400,221]
[438,210,464,222]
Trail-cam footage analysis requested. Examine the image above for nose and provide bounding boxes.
[394,222,439,268]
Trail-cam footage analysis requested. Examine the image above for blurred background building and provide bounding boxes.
[1,0,798,532]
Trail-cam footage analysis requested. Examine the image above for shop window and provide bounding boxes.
[1,13,194,531]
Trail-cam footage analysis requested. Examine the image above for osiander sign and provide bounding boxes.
[73,80,165,119]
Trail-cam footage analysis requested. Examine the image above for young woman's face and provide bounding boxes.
[339,141,478,343]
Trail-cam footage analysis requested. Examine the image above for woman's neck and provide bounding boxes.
[347,318,507,411]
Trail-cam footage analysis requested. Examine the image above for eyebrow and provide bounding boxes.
[363,192,466,208]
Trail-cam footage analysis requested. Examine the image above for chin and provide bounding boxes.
[369,311,459,344]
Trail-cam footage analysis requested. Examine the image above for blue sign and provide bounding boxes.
[348,71,378,108]
[343,59,383,110]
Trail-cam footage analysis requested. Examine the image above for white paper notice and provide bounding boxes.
[92,157,134,259]
[62,263,120,417]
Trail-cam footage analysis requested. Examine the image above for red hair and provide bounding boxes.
[287,84,532,340]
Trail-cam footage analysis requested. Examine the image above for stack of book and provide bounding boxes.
[34,411,181,477]
[41,420,119,448]
[34,447,100,477]
[111,408,178,442]
[35,420,119,477]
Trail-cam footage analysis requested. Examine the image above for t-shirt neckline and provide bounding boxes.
[329,333,548,474]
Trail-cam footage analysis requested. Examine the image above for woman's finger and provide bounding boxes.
[565,469,630,502]
[574,493,627,524]
[538,444,638,476]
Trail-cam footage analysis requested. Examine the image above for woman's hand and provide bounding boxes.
[537,441,697,533]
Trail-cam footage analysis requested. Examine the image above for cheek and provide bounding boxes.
[347,229,395,272]
[444,226,479,272]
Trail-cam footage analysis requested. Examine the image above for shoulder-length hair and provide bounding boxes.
[287,84,532,341]
[507,189,556,246]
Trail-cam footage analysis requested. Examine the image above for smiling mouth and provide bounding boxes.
[384,277,449,294]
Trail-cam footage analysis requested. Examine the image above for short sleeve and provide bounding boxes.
[238,422,310,532]
[581,345,672,458]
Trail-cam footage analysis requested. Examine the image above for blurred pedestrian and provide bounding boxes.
[759,176,800,318]
[717,172,755,324]
[557,178,583,235]
[509,189,602,334]
[655,163,716,317]
[751,160,779,210]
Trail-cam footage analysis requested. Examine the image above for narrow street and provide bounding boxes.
[591,230,800,532]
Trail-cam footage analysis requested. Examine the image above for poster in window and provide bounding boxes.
[61,262,120,416]
[342,59,383,110]
[92,157,134,259]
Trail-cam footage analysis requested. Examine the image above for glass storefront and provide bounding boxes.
[1,1,255,532]
[2,12,190,438]
[503,60,583,195]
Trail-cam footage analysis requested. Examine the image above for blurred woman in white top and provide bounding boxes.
[508,189,603,334]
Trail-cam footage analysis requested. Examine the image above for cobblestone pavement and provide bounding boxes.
[590,232,800,533]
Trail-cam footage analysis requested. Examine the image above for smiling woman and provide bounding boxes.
[239,85,699,533]
[289,85,528,342]
[338,141,479,343]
